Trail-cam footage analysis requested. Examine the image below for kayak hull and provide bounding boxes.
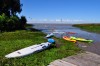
[63,36,76,43]
[70,36,93,43]
[67,32,76,34]
[46,33,54,38]
[5,42,51,58]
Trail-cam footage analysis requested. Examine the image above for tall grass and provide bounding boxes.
[73,24,100,33]
[0,30,80,66]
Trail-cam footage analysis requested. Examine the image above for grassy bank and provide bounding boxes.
[25,24,40,32]
[73,24,100,33]
[25,24,34,28]
[0,30,81,66]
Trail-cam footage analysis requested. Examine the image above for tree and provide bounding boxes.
[0,0,27,32]
[0,0,22,16]
[10,0,22,16]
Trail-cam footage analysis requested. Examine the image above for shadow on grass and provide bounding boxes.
[26,28,41,32]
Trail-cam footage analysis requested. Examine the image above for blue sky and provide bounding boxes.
[19,0,100,23]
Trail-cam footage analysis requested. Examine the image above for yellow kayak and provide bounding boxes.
[70,36,93,43]
[63,36,76,43]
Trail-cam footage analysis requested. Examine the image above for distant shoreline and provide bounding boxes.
[27,22,100,25]
[27,23,73,26]
[27,22,100,26]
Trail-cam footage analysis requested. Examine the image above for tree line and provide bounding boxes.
[0,0,27,32]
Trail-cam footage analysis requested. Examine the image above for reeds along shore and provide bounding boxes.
[73,24,100,33]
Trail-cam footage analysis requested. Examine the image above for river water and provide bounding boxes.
[33,23,100,54]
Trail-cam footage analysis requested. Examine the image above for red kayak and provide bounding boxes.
[67,32,76,34]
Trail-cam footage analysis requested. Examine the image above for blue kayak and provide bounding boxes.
[48,38,55,43]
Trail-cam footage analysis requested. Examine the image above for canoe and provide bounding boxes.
[5,42,51,58]
[46,33,54,38]
[63,36,76,43]
[70,36,93,43]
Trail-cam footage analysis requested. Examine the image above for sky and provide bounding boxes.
[19,0,100,23]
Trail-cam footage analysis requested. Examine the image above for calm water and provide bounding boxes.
[33,23,100,54]
[33,24,100,42]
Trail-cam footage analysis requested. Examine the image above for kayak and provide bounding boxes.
[67,32,76,34]
[48,38,55,43]
[63,36,76,43]
[5,42,51,58]
[46,33,54,38]
[70,36,93,43]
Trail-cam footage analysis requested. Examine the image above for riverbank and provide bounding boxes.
[0,26,81,66]
[73,24,100,34]
[72,23,100,55]
[48,23,100,66]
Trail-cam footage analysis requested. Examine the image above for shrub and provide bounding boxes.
[20,16,27,29]
[0,14,27,32]
[0,13,8,32]
[10,16,20,30]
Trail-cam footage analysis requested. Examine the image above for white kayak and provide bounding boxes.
[5,42,51,58]
[46,33,54,38]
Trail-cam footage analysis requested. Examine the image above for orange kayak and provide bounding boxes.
[63,36,76,43]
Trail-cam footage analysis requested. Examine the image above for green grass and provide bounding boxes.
[73,24,100,33]
[0,30,81,66]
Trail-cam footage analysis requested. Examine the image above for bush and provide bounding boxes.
[20,16,27,29]
[0,14,27,32]
[10,16,20,30]
[0,13,8,32]
[7,18,15,31]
